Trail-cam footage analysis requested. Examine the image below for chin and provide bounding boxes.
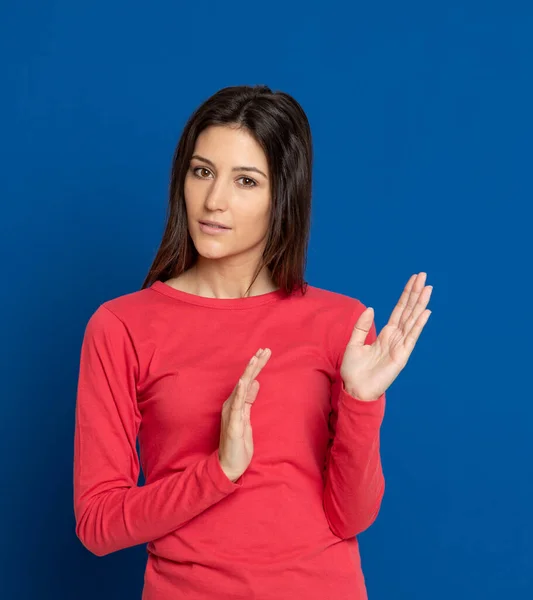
[194,244,230,260]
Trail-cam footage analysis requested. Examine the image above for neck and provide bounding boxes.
[188,262,278,299]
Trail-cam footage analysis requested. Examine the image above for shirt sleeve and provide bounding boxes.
[322,303,386,539]
[73,305,243,557]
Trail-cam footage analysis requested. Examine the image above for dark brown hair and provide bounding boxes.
[141,84,313,298]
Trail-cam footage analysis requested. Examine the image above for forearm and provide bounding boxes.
[323,381,386,539]
[74,449,243,556]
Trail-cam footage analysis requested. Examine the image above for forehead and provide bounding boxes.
[193,126,268,171]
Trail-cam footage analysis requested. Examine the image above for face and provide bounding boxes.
[184,124,272,264]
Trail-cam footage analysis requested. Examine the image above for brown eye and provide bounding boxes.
[191,167,257,188]
[192,167,211,178]
[237,177,257,188]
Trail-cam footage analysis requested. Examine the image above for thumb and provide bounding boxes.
[349,307,374,347]
[243,380,259,423]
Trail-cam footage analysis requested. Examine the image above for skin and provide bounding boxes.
[341,272,433,401]
[165,123,278,299]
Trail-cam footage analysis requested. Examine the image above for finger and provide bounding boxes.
[243,380,259,421]
[231,378,246,414]
[388,274,417,328]
[239,353,260,392]
[389,272,426,329]
[230,348,271,411]
[243,381,259,447]
[251,348,271,380]
[228,353,260,411]
[404,309,431,353]
[402,285,433,335]
[399,272,428,329]
[349,307,375,347]
[235,377,260,426]
[244,348,271,383]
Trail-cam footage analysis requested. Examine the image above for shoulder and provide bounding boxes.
[303,283,374,369]
[83,285,157,339]
[303,282,368,316]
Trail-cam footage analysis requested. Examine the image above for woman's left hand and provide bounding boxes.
[340,272,433,402]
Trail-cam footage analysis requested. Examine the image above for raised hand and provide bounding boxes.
[340,272,433,402]
[218,348,271,481]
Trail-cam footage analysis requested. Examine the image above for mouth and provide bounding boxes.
[199,221,231,230]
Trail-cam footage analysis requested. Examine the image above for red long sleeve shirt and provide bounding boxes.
[73,280,386,599]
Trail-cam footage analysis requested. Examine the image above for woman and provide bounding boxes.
[73,84,433,599]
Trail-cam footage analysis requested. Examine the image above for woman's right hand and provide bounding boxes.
[218,348,271,482]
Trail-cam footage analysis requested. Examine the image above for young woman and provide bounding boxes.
[73,84,433,599]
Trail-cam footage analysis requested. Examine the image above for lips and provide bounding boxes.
[199,221,230,229]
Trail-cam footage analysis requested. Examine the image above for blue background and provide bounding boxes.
[1,1,531,598]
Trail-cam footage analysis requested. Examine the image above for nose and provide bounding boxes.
[204,175,230,211]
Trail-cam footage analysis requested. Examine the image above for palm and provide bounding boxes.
[340,272,433,402]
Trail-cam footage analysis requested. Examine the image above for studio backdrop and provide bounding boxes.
[1,1,531,599]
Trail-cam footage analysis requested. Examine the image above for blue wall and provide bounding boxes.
[1,1,531,598]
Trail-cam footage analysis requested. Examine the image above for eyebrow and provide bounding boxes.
[190,154,268,179]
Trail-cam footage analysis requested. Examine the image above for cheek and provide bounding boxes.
[242,194,271,223]
[183,178,194,202]
[184,172,203,197]
[238,212,269,238]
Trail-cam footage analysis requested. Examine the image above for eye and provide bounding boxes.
[237,176,257,188]
[191,167,257,188]
[192,167,212,179]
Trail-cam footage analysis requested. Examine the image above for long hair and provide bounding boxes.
[141,84,313,298]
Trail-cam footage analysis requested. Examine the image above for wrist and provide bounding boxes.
[343,381,381,402]
[218,455,241,482]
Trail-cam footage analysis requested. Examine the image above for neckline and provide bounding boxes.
[150,279,290,309]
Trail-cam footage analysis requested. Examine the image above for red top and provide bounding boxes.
[73,280,386,600]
